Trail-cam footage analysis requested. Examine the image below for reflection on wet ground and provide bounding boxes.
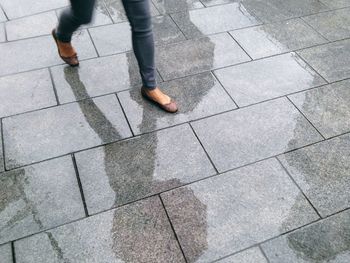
[0,0,350,261]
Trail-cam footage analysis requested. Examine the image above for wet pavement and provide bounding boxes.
[0,0,349,262]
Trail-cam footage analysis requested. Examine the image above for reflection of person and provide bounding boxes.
[52,0,178,113]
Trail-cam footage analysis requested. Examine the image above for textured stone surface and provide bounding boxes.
[3,95,132,169]
[0,30,97,77]
[89,16,184,56]
[230,19,327,59]
[0,243,12,263]
[0,23,5,42]
[105,0,159,23]
[191,98,322,172]
[51,53,156,103]
[152,0,204,14]
[162,158,319,263]
[0,156,85,244]
[289,80,350,138]
[321,0,350,8]
[171,3,261,38]
[14,197,185,263]
[302,8,350,41]
[278,134,350,217]
[298,39,350,82]
[0,69,57,118]
[75,124,215,214]
[156,33,250,80]
[0,0,68,19]
[214,53,326,107]
[216,247,268,263]
[5,11,57,41]
[262,210,350,262]
[0,7,7,22]
[118,72,236,134]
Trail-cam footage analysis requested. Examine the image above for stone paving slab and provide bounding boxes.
[14,196,185,263]
[5,11,57,41]
[191,98,323,172]
[0,30,97,77]
[0,243,12,263]
[261,209,350,262]
[0,23,5,42]
[0,156,85,244]
[152,0,204,14]
[104,0,159,23]
[75,124,216,214]
[156,33,251,81]
[297,39,350,82]
[302,8,350,42]
[289,79,350,138]
[230,19,327,59]
[162,158,319,263]
[278,134,350,217]
[50,53,160,104]
[89,16,185,56]
[0,123,3,172]
[216,247,267,263]
[214,53,326,107]
[118,72,237,134]
[242,0,329,23]
[3,94,132,169]
[321,0,350,9]
[170,3,261,38]
[0,6,7,22]
[0,0,68,19]
[0,69,57,118]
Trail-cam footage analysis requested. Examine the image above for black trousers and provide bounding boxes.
[56,0,157,89]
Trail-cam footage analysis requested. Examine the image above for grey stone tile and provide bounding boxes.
[0,69,57,118]
[0,0,68,19]
[162,158,319,263]
[191,98,323,172]
[278,134,350,217]
[156,33,251,80]
[230,19,327,59]
[105,0,159,23]
[0,122,3,172]
[152,0,204,14]
[261,210,350,263]
[56,1,112,29]
[214,53,326,107]
[0,23,5,42]
[217,247,268,263]
[241,0,329,23]
[14,197,185,263]
[321,0,350,8]
[89,15,184,56]
[302,8,350,41]
[0,30,97,77]
[200,0,235,6]
[6,11,57,41]
[171,3,261,38]
[118,72,237,134]
[289,80,350,138]
[75,124,216,214]
[298,39,350,82]
[0,7,6,22]
[3,94,132,169]
[0,156,85,244]
[0,243,12,263]
[51,53,156,104]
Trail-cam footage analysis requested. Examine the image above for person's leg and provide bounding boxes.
[56,0,96,43]
[122,0,177,111]
[122,0,156,90]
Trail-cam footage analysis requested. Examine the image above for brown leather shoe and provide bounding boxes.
[141,87,178,113]
[52,29,79,67]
